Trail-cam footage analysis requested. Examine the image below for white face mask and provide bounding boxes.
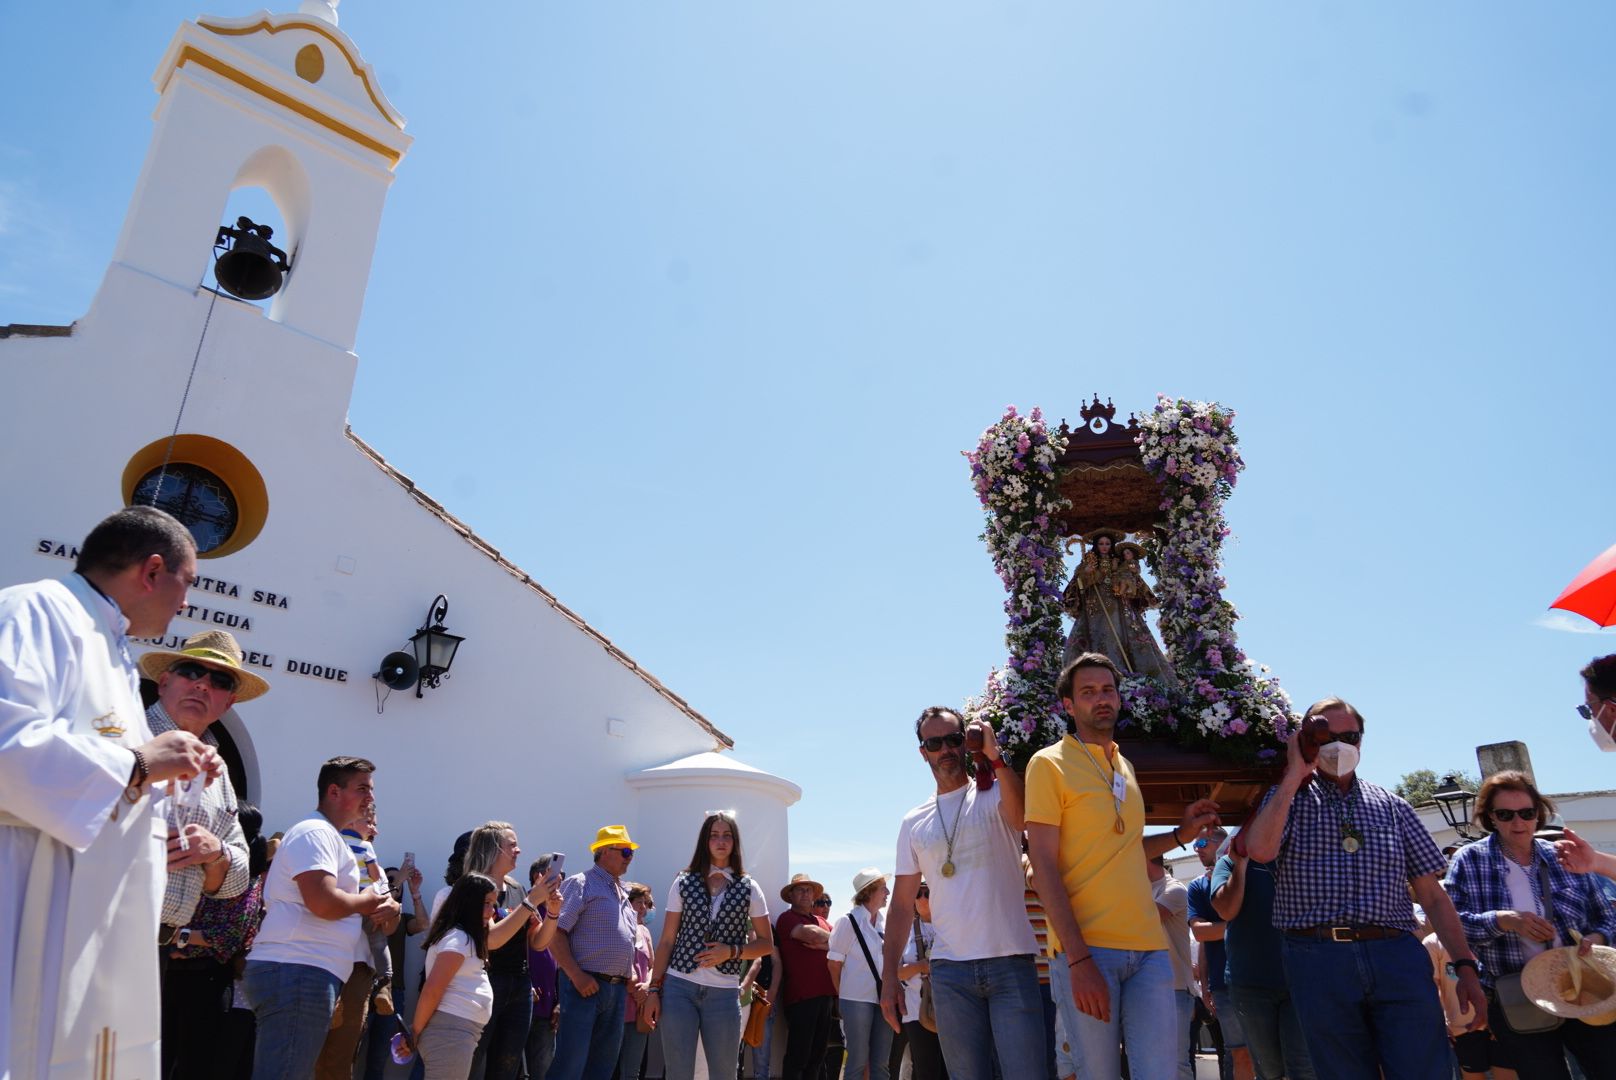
[1317,740,1361,777]
[1590,714,1616,753]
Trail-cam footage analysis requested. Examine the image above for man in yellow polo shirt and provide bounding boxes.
[1027,652,1219,1080]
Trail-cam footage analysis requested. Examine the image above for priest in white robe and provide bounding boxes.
[0,507,219,1080]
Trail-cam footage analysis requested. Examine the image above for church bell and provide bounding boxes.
[213,216,291,301]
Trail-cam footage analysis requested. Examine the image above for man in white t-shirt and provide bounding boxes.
[243,756,400,1080]
[879,706,1044,1080]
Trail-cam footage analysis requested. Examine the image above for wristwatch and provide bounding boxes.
[1451,958,1478,975]
[175,927,192,949]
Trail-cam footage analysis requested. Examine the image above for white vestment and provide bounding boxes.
[0,574,164,1080]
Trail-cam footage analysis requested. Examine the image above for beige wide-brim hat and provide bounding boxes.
[1522,944,1616,1025]
[137,629,270,702]
[780,873,825,904]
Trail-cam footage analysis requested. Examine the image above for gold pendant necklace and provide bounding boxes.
[938,786,968,880]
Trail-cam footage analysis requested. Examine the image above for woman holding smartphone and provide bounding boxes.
[641,810,772,1080]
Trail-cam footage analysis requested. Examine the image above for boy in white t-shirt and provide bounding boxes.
[243,757,399,1080]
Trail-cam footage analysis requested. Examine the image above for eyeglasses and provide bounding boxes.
[813,898,831,908]
[1489,807,1539,823]
[169,660,238,693]
[1576,700,1614,720]
[919,732,966,752]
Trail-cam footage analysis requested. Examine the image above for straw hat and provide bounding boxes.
[588,825,639,852]
[851,867,890,898]
[779,872,825,904]
[1081,528,1128,548]
[1521,944,1616,1025]
[137,630,270,702]
[1114,541,1145,561]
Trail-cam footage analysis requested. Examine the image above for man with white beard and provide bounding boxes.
[1240,697,1486,1080]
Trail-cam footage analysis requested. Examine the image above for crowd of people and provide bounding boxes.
[5,507,1616,1080]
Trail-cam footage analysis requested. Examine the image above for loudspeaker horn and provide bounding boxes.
[373,651,419,692]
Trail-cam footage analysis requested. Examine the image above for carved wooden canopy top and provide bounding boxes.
[1055,395,1166,538]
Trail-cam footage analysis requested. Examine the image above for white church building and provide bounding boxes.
[0,4,800,1064]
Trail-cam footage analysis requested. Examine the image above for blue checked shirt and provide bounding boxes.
[1262,776,1444,931]
[1443,834,1616,989]
[556,863,639,978]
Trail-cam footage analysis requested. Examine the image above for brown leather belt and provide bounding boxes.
[585,971,629,985]
[1286,925,1406,942]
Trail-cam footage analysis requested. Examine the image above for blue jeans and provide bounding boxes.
[472,969,534,1080]
[1049,947,1177,1080]
[660,976,741,1080]
[616,1021,648,1080]
[838,998,892,1080]
[1175,990,1195,1080]
[525,1013,556,1080]
[242,960,343,1080]
[1280,934,1448,1080]
[929,955,1046,1080]
[548,978,627,1080]
[1230,984,1315,1080]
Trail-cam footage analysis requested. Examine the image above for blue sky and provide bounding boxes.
[3,2,1614,896]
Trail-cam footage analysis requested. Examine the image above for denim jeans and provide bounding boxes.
[929,955,1046,1080]
[472,970,535,1080]
[1280,934,1448,1080]
[1229,984,1316,1080]
[548,977,626,1080]
[242,960,344,1080]
[659,976,741,1080]
[525,1013,556,1080]
[749,1001,775,1079]
[1175,990,1196,1080]
[838,998,892,1080]
[616,1021,649,1080]
[1049,947,1177,1080]
[1209,989,1246,1048]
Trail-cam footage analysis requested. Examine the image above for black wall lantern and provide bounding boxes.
[214,216,291,301]
[1432,775,1480,840]
[408,594,464,697]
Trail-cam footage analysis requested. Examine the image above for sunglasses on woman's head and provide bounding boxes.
[920,732,966,752]
[1489,807,1538,823]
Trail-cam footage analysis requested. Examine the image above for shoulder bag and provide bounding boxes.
[848,914,884,996]
[913,919,938,1033]
[1493,855,1564,1035]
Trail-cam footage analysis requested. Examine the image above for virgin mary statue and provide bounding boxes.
[1061,530,1179,689]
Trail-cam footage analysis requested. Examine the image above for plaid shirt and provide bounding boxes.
[1263,776,1444,931]
[1443,834,1616,989]
[148,704,249,925]
[556,863,638,978]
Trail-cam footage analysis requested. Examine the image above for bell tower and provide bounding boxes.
[106,1,411,351]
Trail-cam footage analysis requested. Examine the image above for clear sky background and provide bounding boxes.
[3,1,1614,898]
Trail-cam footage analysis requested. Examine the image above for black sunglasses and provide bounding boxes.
[813,898,831,907]
[170,660,238,693]
[920,732,966,752]
[1317,730,1362,746]
[1489,807,1538,823]
[1577,700,1614,720]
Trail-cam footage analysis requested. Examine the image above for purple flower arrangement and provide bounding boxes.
[962,406,1072,770]
[1136,396,1298,761]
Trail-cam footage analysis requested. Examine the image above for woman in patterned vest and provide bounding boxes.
[642,810,774,1079]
